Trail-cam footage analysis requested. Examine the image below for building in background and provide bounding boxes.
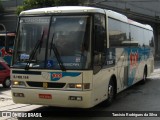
[0,0,23,32]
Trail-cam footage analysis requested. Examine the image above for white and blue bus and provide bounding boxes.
[9,6,154,108]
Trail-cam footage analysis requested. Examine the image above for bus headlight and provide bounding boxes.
[12,81,26,88]
[67,83,90,90]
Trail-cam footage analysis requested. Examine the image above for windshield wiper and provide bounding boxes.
[25,31,44,70]
[50,34,66,71]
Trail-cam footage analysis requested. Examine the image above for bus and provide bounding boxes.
[9,6,154,108]
[0,32,15,65]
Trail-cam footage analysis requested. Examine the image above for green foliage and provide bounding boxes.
[0,0,4,13]
[23,0,55,9]
[16,0,82,15]
[16,6,24,15]
[54,0,81,6]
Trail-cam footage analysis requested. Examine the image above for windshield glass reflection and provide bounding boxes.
[48,16,91,70]
[13,16,91,70]
[14,17,50,68]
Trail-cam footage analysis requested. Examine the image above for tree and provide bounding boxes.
[54,0,80,6]
[16,0,83,15]
[0,0,4,13]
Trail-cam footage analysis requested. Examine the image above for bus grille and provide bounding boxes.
[26,82,66,88]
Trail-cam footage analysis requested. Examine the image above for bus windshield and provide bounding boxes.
[13,15,91,70]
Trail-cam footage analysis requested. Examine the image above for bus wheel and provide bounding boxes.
[141,67,147,84]
[2,78,11,88]
[106,80,116,106]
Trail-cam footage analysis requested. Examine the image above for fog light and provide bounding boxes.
[69,96,82,101]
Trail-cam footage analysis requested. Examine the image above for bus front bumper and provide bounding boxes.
[11,88,94,108]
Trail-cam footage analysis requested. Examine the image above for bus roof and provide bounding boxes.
[105,10,153,31]
[20,6,153,31]
[20,6,106,15]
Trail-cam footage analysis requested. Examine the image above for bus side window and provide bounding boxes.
[93,14,106,73]
[108,18,130,47]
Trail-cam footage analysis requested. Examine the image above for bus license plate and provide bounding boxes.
[39,94,52,99]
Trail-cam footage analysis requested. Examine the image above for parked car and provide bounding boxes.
[0,58,11,88]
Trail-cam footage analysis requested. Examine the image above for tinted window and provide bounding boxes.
[94,14,106,52]
[148,31,154,48]
[108,18,130,47]
[94,14,106,66]
[130,25,144,47]
[130,26,154,48]
[109,18,153,48]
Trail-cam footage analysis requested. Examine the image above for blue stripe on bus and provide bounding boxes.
[50,72,81,81]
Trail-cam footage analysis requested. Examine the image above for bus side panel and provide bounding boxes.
[92,47,131,105]
[116,48,129,91]
[124,47,152,86]
[92,66,117,106]
[147,58,154,76]
[92,47,154,106]
[92,48,127,105]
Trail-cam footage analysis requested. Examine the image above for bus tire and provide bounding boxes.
[105,79,116,106]
[2,77,11,88]
[141,67,147,84]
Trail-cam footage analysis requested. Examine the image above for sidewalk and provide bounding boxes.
[0,86,42,112]
[0,88,14,109]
